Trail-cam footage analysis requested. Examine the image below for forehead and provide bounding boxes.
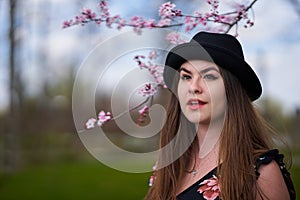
[180,60,220,72]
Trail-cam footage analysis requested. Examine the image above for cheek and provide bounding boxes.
[177,81,187,104]
[207,82,226,110]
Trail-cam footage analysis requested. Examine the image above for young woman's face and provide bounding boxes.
[177,60,226,125]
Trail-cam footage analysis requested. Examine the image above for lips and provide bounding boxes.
[187,98,207,110]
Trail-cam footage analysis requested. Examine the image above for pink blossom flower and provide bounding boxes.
[139,83,156,97]
[207,0,220,11]
[184,16,197,32]
[156,18,171,27]
[214,15,225,23]
[198,175,220,200]
[147,63,164,85]
[98,0,110,18]
[138,105,149,115]
[159,2,176,19]
[143,19,156,28]
[75,15,86,25]
[62,20,73,28]
[85,118,97,129]
[84,111,112,129]
[165,32,186,45]
[97,111,111,126]
[81,8,97,19]
[148,50,158,60]
[138,105,149,124]
[129,16,144,34]
[106,15,120,28]
[139,83,157,97]
[98,0,107,8]
[117,18,126,30]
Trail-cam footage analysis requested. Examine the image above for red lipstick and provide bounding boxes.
[187,98,207,110]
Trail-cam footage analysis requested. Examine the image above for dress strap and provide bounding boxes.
[255,149,296,200]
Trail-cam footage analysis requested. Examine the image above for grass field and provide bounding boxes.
[291,165,300,200]
[0,160,299,200]
[0,161,151,200]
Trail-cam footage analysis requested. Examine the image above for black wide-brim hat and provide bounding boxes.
[164,31,262,101]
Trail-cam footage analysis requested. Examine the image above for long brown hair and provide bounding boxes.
[144,68,274,200]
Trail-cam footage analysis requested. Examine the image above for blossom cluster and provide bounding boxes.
[134,50,166,88]
[165,32,186,45]
[77,0,258,129]
[63,0,257,35]
[139,83,157,97]
[84,49,167,129]
[85,111,111,129]
[159,2,182,19]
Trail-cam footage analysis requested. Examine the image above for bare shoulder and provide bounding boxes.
[256,160,290,200]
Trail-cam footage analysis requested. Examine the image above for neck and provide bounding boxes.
[196,118,223,158]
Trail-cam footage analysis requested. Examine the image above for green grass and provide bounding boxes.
[0,160,299,200]
[290,165,300,200]
[0,161,151,200]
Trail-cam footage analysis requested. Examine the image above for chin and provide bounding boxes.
[186,115,210,125]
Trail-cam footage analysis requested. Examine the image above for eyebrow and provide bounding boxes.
[179,67,191,74]
[200,67,220,74]
[179,66,219,74]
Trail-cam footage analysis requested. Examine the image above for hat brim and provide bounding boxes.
[164,42,262,101]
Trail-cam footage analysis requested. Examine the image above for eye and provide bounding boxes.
[203,74,218,80]
[180,74,191,80]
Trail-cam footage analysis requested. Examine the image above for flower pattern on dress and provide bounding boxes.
[197,175,220,200]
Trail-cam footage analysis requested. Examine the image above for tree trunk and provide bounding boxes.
[2,0,21,174]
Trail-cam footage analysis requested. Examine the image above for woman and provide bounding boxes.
[144,32,295,200]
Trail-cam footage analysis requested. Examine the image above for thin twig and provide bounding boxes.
[224,0,258,33]
[111,96,150,121]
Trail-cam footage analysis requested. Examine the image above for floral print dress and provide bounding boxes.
[176,149,296,200]
[148,149,296,200]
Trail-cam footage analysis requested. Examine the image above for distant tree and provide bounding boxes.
[259,97,293,135]
[3,0,23,174]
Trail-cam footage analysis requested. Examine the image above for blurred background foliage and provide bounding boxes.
[0,0,299,199]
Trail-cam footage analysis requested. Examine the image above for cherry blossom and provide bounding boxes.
[143,19,156,29]
[85,111,111,129]
[165,32,185,45]
[85,118,97,129]
[158,2,180,19]
[97,111,111,126]
[62,20,73,28]
[63,0,258,35]
[138,105,150,124]
[134,53,166,87]
[148,50,158,60]
[139,83,157,97]
[74,0,258,129]
[98,0,109,18]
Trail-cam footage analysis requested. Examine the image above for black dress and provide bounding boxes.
[177,167,219,200]
[175,149,296,200]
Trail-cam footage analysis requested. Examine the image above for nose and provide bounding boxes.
[189,77,203,94]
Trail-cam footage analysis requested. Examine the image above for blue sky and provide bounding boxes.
[0,0,299,114]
